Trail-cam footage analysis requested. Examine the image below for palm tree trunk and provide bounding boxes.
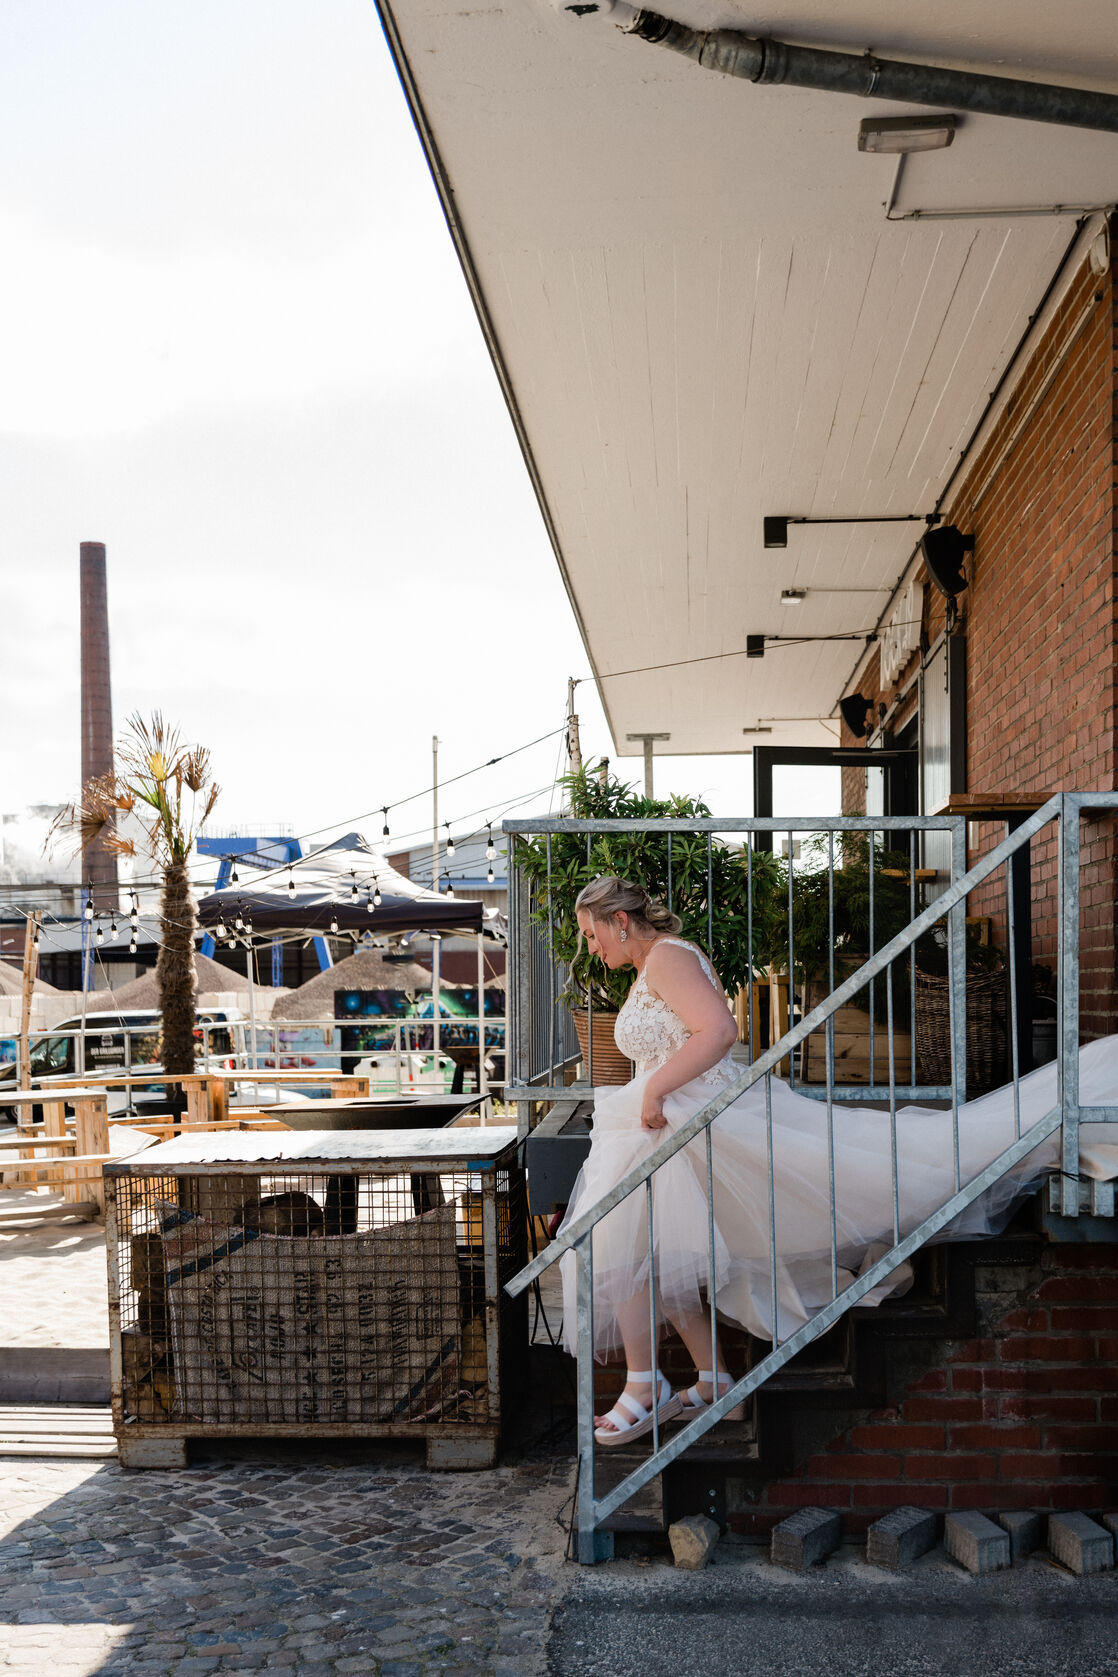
[158,858,197,1076]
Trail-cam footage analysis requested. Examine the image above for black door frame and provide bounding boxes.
[751,745,918,853]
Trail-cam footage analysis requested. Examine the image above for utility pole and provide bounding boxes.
[626,732,671,799]
[431,735,441,1063]
[567,678,583,776]
[18,911,42,1088]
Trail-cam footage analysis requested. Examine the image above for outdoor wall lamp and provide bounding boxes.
[763,513,935,548]
[920,524,974,597]
[839,693,875,737]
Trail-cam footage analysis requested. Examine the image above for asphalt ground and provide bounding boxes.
[549,1542,1118,1677]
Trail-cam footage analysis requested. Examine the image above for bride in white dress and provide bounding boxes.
[558,876,1118,1447]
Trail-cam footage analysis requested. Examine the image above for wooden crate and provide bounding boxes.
[799,1002,913,1085]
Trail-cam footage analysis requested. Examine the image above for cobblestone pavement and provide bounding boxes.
[0,1444,575,1677]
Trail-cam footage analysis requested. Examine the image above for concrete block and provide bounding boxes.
[771,1507,842,1571]
[866,1506,937,1570]
[669,1514,720,1571]
[1047,1513,1115,1576]
[945,1512,1011,1575]
[1101,1512,1118,1545]
[999,1511,1043,1561]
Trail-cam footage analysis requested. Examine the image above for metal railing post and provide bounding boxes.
[950,819,968,1113]
[1059,794,1081,1215]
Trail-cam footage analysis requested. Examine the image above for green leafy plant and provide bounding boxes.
[516,768,785,1012]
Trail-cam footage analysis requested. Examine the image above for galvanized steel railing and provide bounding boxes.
[505,794,1118,1561]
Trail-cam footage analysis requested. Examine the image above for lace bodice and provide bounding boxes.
[614,938,738,1087]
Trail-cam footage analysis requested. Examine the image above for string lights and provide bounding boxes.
[445,825,455,859]
[83,885,94,922]
[486,827,495,862]
[109,916,119,941]
[287,870,296,899]
[382,808,390,839]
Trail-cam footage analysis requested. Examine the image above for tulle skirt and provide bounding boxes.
[559,1037,1118,1359]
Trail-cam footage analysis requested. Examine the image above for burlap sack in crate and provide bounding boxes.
[162,1201,462,1424]
[915,968,1007,1097]
[573,1008,633,1085]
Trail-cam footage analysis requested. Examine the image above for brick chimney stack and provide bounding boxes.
[79,541,118,889]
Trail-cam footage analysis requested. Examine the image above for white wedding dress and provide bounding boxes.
[559,938,1118,1359]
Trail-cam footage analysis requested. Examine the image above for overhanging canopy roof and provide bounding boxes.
[197,832,487,936]
[375,0,1118,754]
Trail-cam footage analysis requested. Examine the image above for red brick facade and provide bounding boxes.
[728,1240,1118,1537]
[843,238,1118,1035]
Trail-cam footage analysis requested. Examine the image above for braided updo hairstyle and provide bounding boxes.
[574,875,682,939]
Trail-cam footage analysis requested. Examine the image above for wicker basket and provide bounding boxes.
[572,1008,633,1085]
[915,967,1007,1096]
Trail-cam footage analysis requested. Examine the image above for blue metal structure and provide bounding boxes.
[196,835,333,980]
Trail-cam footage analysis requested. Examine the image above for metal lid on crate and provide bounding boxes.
[103,1125,520,1173]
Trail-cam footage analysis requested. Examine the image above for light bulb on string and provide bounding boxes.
[486,828,495,862]
[350,874,359,903]
[245,914,254,937]
[216,916,227,939]
[382,807,390,839]
[109,917,119,941]
[130,910,139,931]
[95,925,104,946]
[83,884,94,922]
[330,913,339,936]
[235,910,244,931]
[445,825,455,859]
[129,937,138,956]
[446,880,455,900]
[373,880,382,907]
[287,871,296,899]
[366,888,376,914]
[130,890,139,915]
[487,864,495,884]
[230,862,240,885]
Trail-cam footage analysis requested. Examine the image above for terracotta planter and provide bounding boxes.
[572,1008,633,1085]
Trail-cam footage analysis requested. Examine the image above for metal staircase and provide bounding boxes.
[505,793,1118,1561]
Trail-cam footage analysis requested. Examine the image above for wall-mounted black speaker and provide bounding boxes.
[920,525,974,597]
[840,693,874,738]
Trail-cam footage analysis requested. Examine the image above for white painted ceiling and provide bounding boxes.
[376,0,1118,756]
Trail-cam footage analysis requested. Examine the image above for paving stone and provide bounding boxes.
[998,1511,1043,1561]
[945,1512,1011,1575]
[866,1507,938,1570]
[669,1513,720,1570]
[771,1507,842,1571]
[1047,1513,1115,1576]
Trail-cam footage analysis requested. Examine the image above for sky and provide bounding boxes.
[0,0,834,877]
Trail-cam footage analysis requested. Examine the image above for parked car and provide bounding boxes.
[0,1007,249,1120]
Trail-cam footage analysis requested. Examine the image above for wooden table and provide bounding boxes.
[27,1070,370,1128]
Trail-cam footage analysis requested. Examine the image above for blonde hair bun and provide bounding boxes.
[574,875,683,937]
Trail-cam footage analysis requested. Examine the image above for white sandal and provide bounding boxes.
[593,1369,681,1448]
[677,1369,736,1415]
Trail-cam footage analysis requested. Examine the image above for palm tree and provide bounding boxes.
[51,713,220,1075]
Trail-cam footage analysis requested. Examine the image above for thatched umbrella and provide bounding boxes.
[108,951,252,1009]
[271,947,433,1022]
[0,960,60,998]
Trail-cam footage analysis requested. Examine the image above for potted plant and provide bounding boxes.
[516,768,784,1082]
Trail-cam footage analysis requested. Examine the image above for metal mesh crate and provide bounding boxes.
[104,1127,526,1469]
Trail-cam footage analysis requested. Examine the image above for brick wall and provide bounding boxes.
[841,246,1118,1033]
[728,1240,1118,1537]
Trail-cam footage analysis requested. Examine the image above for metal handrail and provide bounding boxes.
[505,793,1118,1561]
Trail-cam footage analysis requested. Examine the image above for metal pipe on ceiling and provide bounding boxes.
[571,2,1118,133]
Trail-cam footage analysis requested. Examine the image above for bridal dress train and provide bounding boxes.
[559,939,1118,1358]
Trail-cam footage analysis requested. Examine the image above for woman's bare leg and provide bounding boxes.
[593,1289,659,1432]
[670,1307,744,1419]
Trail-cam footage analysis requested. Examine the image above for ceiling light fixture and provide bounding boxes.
[858,114,957,154]
[764,513,934,548]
